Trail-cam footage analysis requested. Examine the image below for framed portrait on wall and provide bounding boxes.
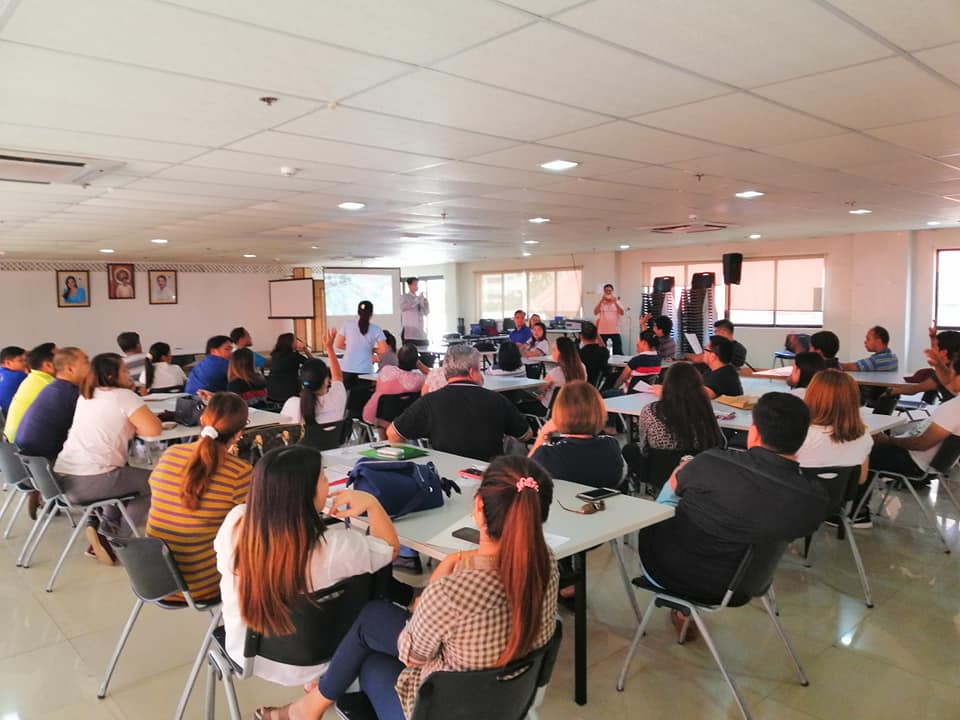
[148,270,177,304]
[107,263,136,299]
[56,270,91,308]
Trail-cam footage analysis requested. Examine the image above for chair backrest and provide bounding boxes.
[300,420,348,451]
[345,383,375,420]
[19,454,64,501]
[108,536,193,604]
[375,392,420,424]
[244,568,389,668]
[930,434,960,475]
[410,621,563,720]
[723,541,790,607]
[640,449,687,495]
[801,465,860,515]
[0,442,29,487]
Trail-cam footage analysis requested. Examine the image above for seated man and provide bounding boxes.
[840,325,898,372]
[16,347,90,460]
[508,309,532,345]
[810,330,841,370]
[387,344,531,461]
[0,345,28,415]
[702,336,743,399]
[638,393,827,611]
[885,329,960,402]
[687,320,747,368]
[185,335,233,394]
[117,331,150,381]
[3,342,57,442]
[578,321,609,386]
[643,314,677,360]
[229,326,266,369]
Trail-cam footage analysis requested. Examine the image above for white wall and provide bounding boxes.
[0,268,294,356]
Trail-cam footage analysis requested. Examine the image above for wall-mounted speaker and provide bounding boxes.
[722,253,743,285]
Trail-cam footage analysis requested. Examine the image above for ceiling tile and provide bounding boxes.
[595,166,739,194]
[161,0,531,65]
[0,44,320,146]
[185,150,387,184]
[0,123,204,164]
[465,143,645,178]
[346,69,606,141]
[866,115,960,158]
[434,23,726,117]
[634,93,841,148]
[497,0,586,15]
[914,42,960,85]
[758,133,917,169]
[152,166,343,193]
[543,121,728,163]
[755,57,960,129]
[823,0,960,51]
[843,157,960,185]
[276,107,515,160]
[668,150,830,189]
[554,0,891,87]
[123,178,301,202]
[406,161,564,188]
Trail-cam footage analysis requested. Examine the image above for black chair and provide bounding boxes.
[300,419,350,451]
[623,447,686,497]
[362,392,422,442]
[345,383,376,442]
[335,620,563,720]
[800,466,873,607]
[0,441,33,539]
[97,537,221,720]
[205,569,390,720]
[617,542,808,720]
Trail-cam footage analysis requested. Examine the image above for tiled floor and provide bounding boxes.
[2,474,959,719]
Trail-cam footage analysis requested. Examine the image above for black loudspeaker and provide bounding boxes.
[722,253,743,285]
[652,276,675,294]
[691,272,715,290]
[457,318,465,335]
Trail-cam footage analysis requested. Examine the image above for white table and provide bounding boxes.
[481,375,548,393]
[321,444,673,706]
[752,367,905,388]
[139,397,290,442]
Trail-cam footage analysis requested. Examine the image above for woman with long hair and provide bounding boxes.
[611,330,662,393]
[363,343,425,431]
[541,335,586,408]
[521,322,550,358]
[227,347,268,405]
[335,300,389,390]
[141,341,186,392]
[281,329,347,428]
[485,341,525,377]
[147,393,251,600]
[62,275,87,304]
[54,353,163,563]
[257,455,558,720]
[266,332,308,404]
[215,445,399,687]
[788,351,826,398]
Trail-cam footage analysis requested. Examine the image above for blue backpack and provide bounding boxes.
[347,459,460,519]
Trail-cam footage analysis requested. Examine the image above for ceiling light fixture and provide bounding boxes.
[735,190,764,199]
[523,239,540,245]
[150,238,168,245]
[619,244,631,249]
[338,201,366,210]
[540,160,579,171]
[927,221,942,226]
[749,233,762,239]
[311,245,319,249]
[528,217,550,224]
[522,252,532,257]
[849,208,872,215]
[99,248,115,254]
[242,253,257,258]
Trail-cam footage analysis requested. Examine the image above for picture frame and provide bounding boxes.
[107,263,136,300]
[148,269,178,305]
[56,270,91,308]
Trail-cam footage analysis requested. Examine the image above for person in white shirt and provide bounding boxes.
[399,277,429,346]
[281,329,347,428]
[117,332,149,385]
[541,337,587,410]
[215,445,398,687]
[153,274,175,302]
[140,342,187,392]
[55,354,163,563]
[335,300,389,390]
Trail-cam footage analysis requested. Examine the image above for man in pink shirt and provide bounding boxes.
[593,283,625,355]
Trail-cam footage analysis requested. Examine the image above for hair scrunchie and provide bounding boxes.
[200,425,219,440]
[515,476,539,493]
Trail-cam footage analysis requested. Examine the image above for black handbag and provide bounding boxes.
[174,395,205,426]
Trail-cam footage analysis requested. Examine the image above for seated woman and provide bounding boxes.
[884,329,960,402]
[54,353,163,563]
[485,342,525,378]
[140,342,186,393]
[259,455,558,720]
[215,445,399,688]
[610,330,662,393]
[227,348,268,406]
[147,393,252,600]
[377,330,399,368]
[542,336,587,408]
[282,330,347,430]
[521,322,550,359]
[363,343,426,431]
[266,333,308,404]
[788,351,826,399]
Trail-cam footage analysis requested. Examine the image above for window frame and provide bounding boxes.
[935,249,960,331]
[476,266,584,321]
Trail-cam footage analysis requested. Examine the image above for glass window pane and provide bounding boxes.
[937,250,960,327]
[730,260,775,313]
[528,271,555,318]
[479,274,502,320]
[556,270,583,318]
[731,309,775,325]
[649,264,684,286]
[776,310,823,326]
[503,272,526,320]
[776,258,824,311]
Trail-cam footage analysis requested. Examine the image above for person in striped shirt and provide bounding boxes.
[840,325,899,372]
[612,330,662,393]
[147,392,252,601]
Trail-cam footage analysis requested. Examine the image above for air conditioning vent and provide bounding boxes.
[0,151,123,185]
[651,223,729,234]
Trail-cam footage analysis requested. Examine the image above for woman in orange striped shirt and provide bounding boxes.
[147,393,252,600]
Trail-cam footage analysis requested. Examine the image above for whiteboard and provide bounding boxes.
[269,278,315,319]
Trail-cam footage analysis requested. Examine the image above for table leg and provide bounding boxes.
[573,550,587,705]
[629,415,639,443]
[611,537,643,624]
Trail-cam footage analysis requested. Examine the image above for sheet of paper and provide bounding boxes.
[684,332,703,355]
[631,379,657,393]
[425,515,570,553]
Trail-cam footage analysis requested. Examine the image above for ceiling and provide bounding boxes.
[1,0,959,265]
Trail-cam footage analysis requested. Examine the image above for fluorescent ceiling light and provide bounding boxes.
[99,248,114,253]
[749,233,762,239]
[735,190,764,199]
[927,221,942,226]
[242,253,257,258]
[849,208,872,215]
[523,239,539,245]
[619,244,631,249]
[338,201,366,210]
[150,238,168,245]
[522,252,532,257]
[540,159,579,171]
[311,245,319,249]
[528,217,550,224]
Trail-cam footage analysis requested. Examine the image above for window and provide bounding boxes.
[936,250,960,328]
[648,256,824,327]
[417,276,446,345]
[477,268,583,321]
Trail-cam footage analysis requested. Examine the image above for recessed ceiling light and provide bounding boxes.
[528,217,550,224]
[849,208,872,215]
[242,253,257,258]
[749,233,762,239]
[927,221,942,226]
[311,245,319,249]
[150,238,168,245]
[99,248,115,254]
[338,201,365,210]
[540,159,579,172]
[523,239,540,245]
[619,244,631,249]
[735,190,765,199]
[522,252,532,257]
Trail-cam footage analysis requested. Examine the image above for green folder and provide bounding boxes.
[358,445,430,461]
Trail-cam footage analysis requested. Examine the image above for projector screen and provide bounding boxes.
[269,278,316,319]
[324,267,402,338]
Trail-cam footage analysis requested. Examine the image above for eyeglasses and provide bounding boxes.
[557,499,606,515]
[704,347,716,354]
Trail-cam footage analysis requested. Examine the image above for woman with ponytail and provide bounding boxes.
[280,329,347,427]
[257,456,559,720]
[335,300,388,390]
[140,341,186,392]
[147,392,251,600]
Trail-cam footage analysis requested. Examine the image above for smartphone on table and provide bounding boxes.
[458,467,483,481]
[452,527,481,544]
[575,487,621,502]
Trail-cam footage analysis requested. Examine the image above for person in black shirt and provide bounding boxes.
[713,319,747,368]
[266,333,308,403]
[578,321,610,387]
[638,393,828,616]
[702,336,743,398]
[387,345,531,461]
[810,330,841,370]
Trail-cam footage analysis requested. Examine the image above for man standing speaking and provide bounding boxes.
[400,276,430,347]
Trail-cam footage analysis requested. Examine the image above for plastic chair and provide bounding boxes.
[0,442,33,538]
[300,419,350,451]
[800,466,873,607]
[335,620,563,720]
[358,392,421,442]
[205,568,390,720]
[15,455,140,590]
[624,448,686,497]
[617,542,808,720]
[97,536,221,720]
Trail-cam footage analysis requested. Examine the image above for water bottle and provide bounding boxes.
[606,338,613,354]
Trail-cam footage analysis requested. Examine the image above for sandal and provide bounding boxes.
[254,706,291,720]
